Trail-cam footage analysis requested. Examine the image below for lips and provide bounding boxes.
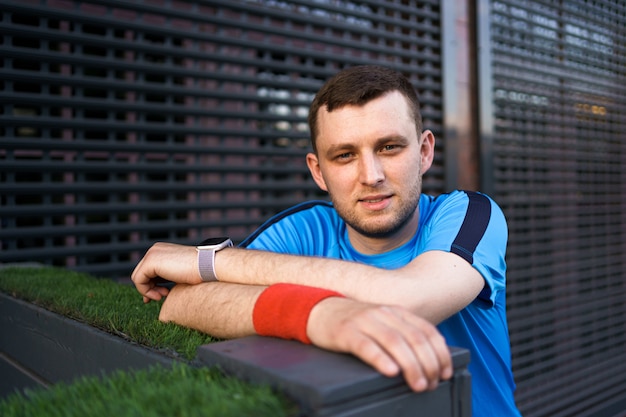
[362,197,385,203]
[359,194,390,203]
[359,194,392,210]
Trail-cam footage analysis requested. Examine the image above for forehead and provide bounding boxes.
[315,91,416,147]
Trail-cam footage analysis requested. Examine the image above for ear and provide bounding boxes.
[306,152,329,192]
[419,130,435,175]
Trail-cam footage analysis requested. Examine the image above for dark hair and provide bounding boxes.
[307,65,423,153]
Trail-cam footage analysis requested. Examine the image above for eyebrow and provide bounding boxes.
[324,143,355,159]
[324,135,411,158]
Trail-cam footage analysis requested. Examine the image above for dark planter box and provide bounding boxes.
[1,291,472,416]
[199,336,471,417]
[0,292,173,397]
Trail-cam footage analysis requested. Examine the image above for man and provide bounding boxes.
[132,65,521,416]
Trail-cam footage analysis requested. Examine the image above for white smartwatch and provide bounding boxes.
[196,237,233,282]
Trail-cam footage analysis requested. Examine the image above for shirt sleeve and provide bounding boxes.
[421,191,508,308]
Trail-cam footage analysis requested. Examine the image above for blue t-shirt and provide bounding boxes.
[241,190,521,417]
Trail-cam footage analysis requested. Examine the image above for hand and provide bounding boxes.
[131,242,200,303]
[307,297,452,392]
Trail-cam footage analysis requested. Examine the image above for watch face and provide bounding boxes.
[198,237,230,246]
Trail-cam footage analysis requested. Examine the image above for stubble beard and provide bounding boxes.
[332,179,422,239]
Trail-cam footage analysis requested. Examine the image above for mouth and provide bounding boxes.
[361,197,386,203]
[359,193,391,202]
[358,194,392,210]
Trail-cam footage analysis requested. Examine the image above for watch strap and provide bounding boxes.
[198,248,218,282]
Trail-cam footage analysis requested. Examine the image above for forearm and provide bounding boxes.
[215,247,376,298]
[163,281,453,393]
[214,248,483,323]
[132,242,482,326]
[159,281,264,339]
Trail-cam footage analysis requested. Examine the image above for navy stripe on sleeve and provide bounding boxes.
[450,191,491,265]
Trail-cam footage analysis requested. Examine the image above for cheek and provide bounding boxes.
[320,167,353,195]
[387,159,421,187]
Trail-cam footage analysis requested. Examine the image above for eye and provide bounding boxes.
[380,144,402,153]
[336,152,354,161]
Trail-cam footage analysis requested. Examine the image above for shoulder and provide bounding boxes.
[423,190,505,227]
[240,200,338,249]
[425,189,498,208]
[418,190,507,268]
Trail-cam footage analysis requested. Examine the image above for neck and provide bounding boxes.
[347,212,419,255]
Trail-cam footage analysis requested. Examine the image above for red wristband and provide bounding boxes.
[252,283,344,344]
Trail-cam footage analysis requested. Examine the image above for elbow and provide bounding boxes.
[157,284,186,324]
[158,296,175,324]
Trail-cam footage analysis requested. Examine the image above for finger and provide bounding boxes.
[130,248,165,298]
[336,307,426,390]
[405,329,443,391]
[315,300,403,378]
[398,309,453,381]
[144,286,169,302]
[361,307,447,391]
[307,299,445,392]
[364,311,432,391]
[130,261,154,297]
[345,331,401,377]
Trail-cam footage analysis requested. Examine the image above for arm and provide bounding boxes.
[214,248,483,324]
[161,282,452,392]
[211,191,504,323]
[131,244,453,391]
[159,282,261,338]
[130,241,472,329]
[131,241,482,325]
[133,194,500,324]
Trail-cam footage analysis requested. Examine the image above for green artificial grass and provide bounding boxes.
[0,265,213,360]
[0,362,296,417]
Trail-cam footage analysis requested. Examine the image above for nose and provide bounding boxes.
[359,154,385,186]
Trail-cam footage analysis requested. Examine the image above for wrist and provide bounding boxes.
[252,284,344,344]
[211,246,233,283]
[196,237,233,282]
[305,296,348,347]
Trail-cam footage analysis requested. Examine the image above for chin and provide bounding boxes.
[353,222,401,239]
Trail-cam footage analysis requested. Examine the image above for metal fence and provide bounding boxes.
[481,0,626,415]
[2,1,626,416]
[1,0,445,276]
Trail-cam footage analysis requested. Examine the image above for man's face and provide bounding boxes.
[306,91,435,252]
